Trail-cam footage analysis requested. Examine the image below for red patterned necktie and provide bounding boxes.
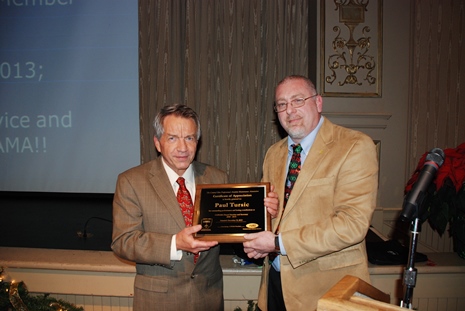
[176,177,198,263]
[176,177,194,226]
[284,144,302,208]
[275,144,302,238]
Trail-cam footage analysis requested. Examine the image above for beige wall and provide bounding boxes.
[319,0,465,216]
[318,0,411,210]
[319,0,465,253]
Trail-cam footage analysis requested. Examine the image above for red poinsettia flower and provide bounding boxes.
[405,142,465,194]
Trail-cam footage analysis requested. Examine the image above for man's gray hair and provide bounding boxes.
[153,104,201,140]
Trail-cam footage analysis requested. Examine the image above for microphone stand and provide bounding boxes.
[399,147,444,308]
[400,216,421,309]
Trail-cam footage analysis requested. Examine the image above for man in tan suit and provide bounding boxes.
[243,75,379,311]
[112,104,229,310]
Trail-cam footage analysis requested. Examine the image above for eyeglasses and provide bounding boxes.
[274,94,318,113]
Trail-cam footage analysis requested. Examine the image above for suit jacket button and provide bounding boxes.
[190,274,197,279]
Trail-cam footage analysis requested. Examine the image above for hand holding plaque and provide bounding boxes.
[193,182,271,243]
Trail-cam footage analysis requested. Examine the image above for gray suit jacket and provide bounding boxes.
[258,117,379,311]
[112,157,228,311]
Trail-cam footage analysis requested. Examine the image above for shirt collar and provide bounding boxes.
[161,158,195,195]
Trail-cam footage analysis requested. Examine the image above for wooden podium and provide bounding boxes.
[317,275,404,311]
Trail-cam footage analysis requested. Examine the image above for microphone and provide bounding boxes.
[400,148,445,222]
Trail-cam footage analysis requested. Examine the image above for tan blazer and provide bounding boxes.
[258,117,379,311]
[111,157,228,311]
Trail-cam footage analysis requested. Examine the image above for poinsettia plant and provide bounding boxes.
[405,142,465,259]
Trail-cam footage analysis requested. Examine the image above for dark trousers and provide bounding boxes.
[267,266,286,311]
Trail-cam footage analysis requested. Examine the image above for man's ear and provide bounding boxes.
[316,95,323,113]
[154,136,161,153]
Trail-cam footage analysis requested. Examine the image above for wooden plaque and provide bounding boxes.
[193,182,271,243]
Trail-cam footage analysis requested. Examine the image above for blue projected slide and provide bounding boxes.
[0,0,140,193]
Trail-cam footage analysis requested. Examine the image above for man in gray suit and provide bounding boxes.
[111,104,227,310]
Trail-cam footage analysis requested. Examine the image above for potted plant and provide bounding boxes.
[405,143,465,259]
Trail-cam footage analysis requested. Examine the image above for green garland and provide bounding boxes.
[234,300,258,311]
[0,268,84,311]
